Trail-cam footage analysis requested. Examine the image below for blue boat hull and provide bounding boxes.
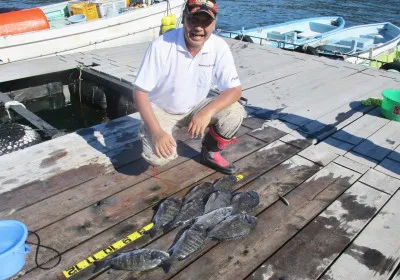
[217,16,345,50]
[303,22,400,64]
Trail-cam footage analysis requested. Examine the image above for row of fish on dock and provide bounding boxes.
[92,175,260,276]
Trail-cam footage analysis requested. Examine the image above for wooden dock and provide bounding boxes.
[0,38,399,280]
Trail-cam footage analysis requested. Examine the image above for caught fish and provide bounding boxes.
[168,223,207,261]
[207,214,257,241]
[92,249,171,274]
[231,190,260,214]
[194,207,234,231]
[213,175,239,191]
[204,190,232,214]
[146,197,182,237]
[166,199,205,230]
[183,182,215,204]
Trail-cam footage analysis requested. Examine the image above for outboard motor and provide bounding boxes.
[234,34,254,43]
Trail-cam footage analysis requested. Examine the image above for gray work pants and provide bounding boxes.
[140,98,245,166]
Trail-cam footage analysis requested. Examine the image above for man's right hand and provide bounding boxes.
[152,129,177,158]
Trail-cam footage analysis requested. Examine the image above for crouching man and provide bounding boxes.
[134,0,244,174]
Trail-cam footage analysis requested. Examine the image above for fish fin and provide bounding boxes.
[92,259,109,273]
[169,197,182,204]
[159,259,172,274]
[177,255,189,261]
[167,247,174,257]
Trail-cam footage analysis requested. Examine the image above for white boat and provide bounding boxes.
[0,0,185,64]
[217,17,345,50]
[303,22,400,64]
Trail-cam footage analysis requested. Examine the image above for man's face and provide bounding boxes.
[184,12,216,50]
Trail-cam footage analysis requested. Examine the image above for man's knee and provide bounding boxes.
[232,101,245,120]
[224,101,245,125]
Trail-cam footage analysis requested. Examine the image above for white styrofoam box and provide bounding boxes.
[96,0,127,17]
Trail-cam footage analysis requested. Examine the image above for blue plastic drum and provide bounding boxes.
[0,220,31,280]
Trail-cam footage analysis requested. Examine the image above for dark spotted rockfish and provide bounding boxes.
[168,223,207,261]
[146,197,181,237]
[92,249,171,274]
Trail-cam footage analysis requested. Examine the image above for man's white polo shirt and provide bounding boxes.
[134,27,241,114]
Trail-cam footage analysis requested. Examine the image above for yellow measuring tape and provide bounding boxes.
[62,223,154,278]
[62,174,244,278]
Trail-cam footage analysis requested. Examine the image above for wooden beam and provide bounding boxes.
[0,92,58,137]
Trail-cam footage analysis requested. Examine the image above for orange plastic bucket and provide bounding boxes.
[0,8,50,37]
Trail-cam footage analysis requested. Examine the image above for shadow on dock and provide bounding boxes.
[77,101,399,177]
[246,101,400,175]
[77,119,201,176]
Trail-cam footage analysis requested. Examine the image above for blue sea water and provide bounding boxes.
[216,0,400,30]
[0,0,399,30]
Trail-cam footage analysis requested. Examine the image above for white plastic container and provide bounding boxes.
[96,0,127,18]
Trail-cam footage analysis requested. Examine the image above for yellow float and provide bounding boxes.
[161,13,176,34]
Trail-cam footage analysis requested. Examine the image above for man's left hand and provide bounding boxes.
[188,110,212,138]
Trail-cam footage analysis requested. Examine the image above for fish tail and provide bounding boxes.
[145,225,158,238]
[159,259,172,274]
[163,221,176,232]
[92,259,109,273]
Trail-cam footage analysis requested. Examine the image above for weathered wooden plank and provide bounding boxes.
[244,62,356,104]
[280,130,314,149]
[344,151,379,168]
[280,72,386,126]
[91,155,321,280]
[352,121,400,161]
[20,139,300,280]
[18,133,268,272]
[242,116,267,129]
[332,107,390,145]
[84,42,148,59]
[19,159,214,273]
[19,173,221,280]
[361,67,400,81]
[297,102,376,141]
[3,160,152,226]
[359,169,400,195]
[334,156,370,175]
[374,158,400,180]
[167,163,360,280]
[0,124,141,193]
[248,126,287,144]
[388,145,400,163]
[322,191,400,280]
[0,56,77,83]
[296,72,398,141]
[0,116,143,190]
[249,182,389,280]
[1,129,258,223]
[0,113,142,172]
[317,137,355,155]
[298,144,339,166]
[298,137,355,166]
[234,45,324,91]
[263,119,299,134]
[0,126,201,218]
